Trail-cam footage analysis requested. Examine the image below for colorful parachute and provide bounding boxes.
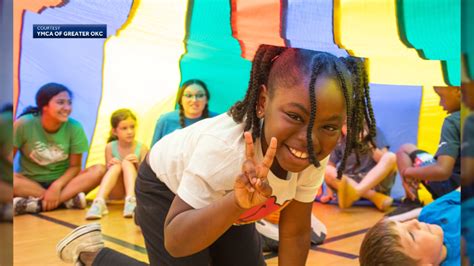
[14,0,463,198]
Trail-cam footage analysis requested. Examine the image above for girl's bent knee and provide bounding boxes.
[91,164,106,177]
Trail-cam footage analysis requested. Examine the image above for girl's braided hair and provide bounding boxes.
[228,45,376,177]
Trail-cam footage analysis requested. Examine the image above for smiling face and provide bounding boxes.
[258,76,345,174]
[112,117,136,144]
[180,84,208,119]
[394,219,446,265]
[42,91,72,123]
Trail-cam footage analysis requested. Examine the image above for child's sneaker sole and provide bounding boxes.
[56,223,103,263]
[123,212,134,218]
[85,214,102,220]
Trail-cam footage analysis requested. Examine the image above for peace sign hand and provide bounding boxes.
[234,132,277,209]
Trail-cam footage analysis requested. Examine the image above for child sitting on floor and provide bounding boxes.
[359,189,460,266]
[321,123,396,211]
[86,109,148,219]
[387,86,461,221]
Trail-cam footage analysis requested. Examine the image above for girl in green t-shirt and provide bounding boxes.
[13,83,105,215]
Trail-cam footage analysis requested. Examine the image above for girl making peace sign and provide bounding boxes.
[58,45,375,266]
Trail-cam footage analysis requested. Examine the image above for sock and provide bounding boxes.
[338,177,360,209]
[367,192,393,211]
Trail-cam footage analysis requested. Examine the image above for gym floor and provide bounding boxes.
[14,202,385,265]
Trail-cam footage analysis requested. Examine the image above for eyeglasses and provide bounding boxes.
[183,93,206,100]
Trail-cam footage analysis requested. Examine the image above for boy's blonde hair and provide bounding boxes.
[359,219,418,266]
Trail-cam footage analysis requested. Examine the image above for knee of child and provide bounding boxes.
[382,152,397,166]
[395,148,413,164]
[121,159,134,168]
[13,173,27,182]
[398,143,418,155]
[325,167,337,180]
[91,164,106,178]
[12,176,33,195]
[12,184,22,196]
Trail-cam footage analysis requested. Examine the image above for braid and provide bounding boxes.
[249,47,272,139]
[307,56,325,168]
[351,58,376,151]
[336,57,377,179]
[346,57,365,165]
[179,106,186,128]
[361,60,377,147]
[228,45,377,179]
[202,104,209,119]
[333,61,354,179]
[228,44,285,140]
[228,46,266,131]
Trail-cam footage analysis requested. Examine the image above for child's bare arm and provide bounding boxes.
[372,147,388,162]
[278,200,313,266]
[404,155,456,181]
[43,154,82,211]
[462,157,474,186]
[105,143,120,168]
[164,132,277,257]
[164,192,246,257]
[139,145,148,164]
[164,169,273,257]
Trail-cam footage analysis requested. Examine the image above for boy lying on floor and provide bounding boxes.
[359,189,460,266]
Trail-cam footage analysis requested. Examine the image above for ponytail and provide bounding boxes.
[18,106,40,118]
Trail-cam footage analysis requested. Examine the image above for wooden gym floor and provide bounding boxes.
[0,222,13,266]
[13,202,385,265]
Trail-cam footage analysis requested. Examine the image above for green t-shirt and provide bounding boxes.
[13,114,89,182]
[0,111,13,184]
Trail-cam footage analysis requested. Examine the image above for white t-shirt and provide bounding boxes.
[149,113,328,224]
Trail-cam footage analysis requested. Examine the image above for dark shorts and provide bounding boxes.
[133,160,265,266]
[37,181,53,189]
[409,150,458,199]
[34,168,88,190]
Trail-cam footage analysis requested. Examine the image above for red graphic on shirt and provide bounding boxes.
[235,196,290,224]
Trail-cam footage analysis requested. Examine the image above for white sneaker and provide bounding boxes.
[85,198,108,220]
[13,197,41,216]
[56,223,104,265]
[256,219,279,252]
[123,196,136,218]
[310,214,327,245]
[256,213,327,247]
[64,192,87,209]
[256,219,279,241]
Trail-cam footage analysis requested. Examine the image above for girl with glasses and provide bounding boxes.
[150,80,218,146]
